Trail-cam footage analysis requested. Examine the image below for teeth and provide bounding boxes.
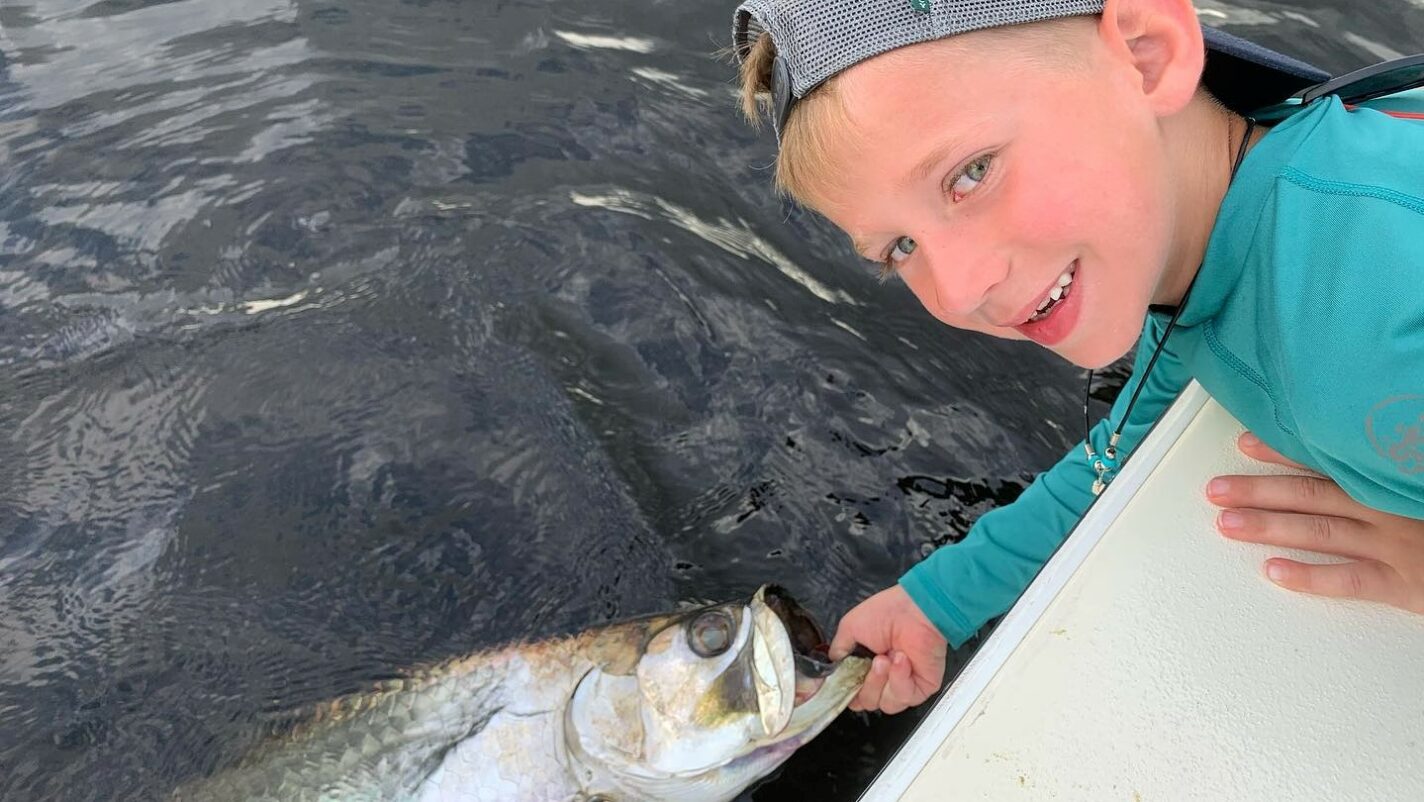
[1027,266,1077,323]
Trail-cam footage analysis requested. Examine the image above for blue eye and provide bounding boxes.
[873,236,917,281]
[949,154,993,199]
[889,236,917,264]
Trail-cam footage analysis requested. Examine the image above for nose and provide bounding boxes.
[910,228,1008,319]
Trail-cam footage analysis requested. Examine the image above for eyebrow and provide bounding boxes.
[908,137,965,186]
[850,235,879,261]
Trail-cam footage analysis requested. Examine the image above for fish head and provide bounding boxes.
[566,584,871,801]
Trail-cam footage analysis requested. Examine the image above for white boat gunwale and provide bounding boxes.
[857,381,1212,801]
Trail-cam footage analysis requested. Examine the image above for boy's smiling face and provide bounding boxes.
[805,17,1196,370]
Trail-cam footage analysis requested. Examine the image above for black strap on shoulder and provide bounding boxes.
[1299,54,1424,106]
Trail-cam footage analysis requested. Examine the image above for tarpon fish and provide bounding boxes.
[173,585,870,801]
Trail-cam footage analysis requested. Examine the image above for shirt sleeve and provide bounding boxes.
[901,314,1191,647]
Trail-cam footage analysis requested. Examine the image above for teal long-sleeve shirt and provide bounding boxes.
[903,95,1424,648]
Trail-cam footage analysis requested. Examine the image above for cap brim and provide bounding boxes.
[1202,26,1331,114]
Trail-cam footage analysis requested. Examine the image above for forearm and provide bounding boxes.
[903,316,1189,647]
[901,441,1096,647]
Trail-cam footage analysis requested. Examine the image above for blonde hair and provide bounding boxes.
[737,33,852,204]
[737,18,1093,205]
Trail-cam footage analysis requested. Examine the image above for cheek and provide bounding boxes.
[898,270,963,327]
[1003,188,1078,245]
[1005,142,1124,240]
[1010,137,1168,275]
[897,275,950,327]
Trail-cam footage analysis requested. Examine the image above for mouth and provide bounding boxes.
[1024,262,1077,324]
[1013,260,1082,347]
[757,586,870,705]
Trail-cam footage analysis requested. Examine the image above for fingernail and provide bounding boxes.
[892,651,906,666]
[1218,510,1244,531]
[1266,562,1287,583]
[1207,478,1231,498]
[873,657,888,675]
[1240,432,1260,449]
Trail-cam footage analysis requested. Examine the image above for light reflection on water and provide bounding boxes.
[0,0,1418,799]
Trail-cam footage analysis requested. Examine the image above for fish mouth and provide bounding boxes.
[740,585,871,761]
[755,585,870,706]
[758,586,826,663]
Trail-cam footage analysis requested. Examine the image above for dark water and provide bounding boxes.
[0,1,1418,799]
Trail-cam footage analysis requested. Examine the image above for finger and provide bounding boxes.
[875,655,911,715]
[1237,432,1311,471]
[850,654,890,712]
[880,695,909,716]
[1264,558,1403,606]
[914,651,948,697]
[1217,509,1381,561]
[884,652,922,709]
[1206,473,1356,519]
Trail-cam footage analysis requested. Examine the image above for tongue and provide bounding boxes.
[794,673,825,705]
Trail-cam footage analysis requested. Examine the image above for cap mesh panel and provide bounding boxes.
[735,0,1105,97]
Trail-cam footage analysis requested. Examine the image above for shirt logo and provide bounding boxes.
[1365,394,1424,475]
[909,0,931,13]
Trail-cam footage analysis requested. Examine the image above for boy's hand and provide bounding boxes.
[1208,432,1424,614]
[829,585,947,714]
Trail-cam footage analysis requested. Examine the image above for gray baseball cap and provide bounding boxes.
[732,0,1331,140]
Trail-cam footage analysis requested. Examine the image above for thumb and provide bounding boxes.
[827,624,860,662]
[828,610,885,661]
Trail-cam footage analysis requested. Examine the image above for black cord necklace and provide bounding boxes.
[1082,115,1257,496]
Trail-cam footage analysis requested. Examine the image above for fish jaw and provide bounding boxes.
[778,652,870,742]
[566,594,870,802]
[642,654,873,802]
[749,592,797,737]
[715,654,872,792]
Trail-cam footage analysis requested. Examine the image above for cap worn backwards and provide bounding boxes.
[731,0,1331,142]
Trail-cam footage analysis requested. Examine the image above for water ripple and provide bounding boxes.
[1,0,303,110]
[0,1,1416,800]
[571,188,858,306]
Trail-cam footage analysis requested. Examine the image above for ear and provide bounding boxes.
[1097,0,1206,116]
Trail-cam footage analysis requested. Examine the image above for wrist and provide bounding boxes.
[899,569,974,647]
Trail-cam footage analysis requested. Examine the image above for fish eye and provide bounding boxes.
[686,610,735,658]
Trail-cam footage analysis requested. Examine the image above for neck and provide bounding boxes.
[1152,91,1263,308]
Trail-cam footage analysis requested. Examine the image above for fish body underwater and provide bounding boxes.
[173,586,870,801]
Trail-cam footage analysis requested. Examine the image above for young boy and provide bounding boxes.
[730,0,1424,715]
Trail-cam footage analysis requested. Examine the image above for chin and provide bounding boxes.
[1058,336,1137,371]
